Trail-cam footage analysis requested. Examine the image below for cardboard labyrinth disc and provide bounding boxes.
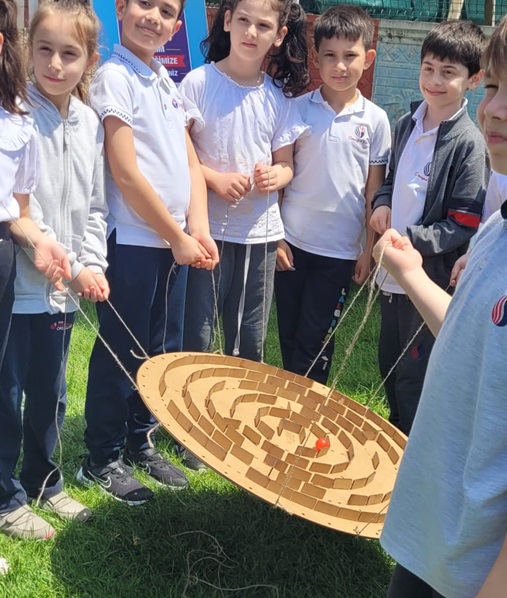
[137,353,406,539]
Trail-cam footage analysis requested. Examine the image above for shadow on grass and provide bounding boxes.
[50,477,391,598]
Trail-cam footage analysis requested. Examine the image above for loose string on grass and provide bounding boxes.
[174,531,280,598]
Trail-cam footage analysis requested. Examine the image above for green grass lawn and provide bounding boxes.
[0,289,394,598]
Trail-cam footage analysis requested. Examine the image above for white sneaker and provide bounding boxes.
[0,505,55,540]
[41,491,92,522]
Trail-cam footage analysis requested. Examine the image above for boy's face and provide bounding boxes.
[478,70,507,176]
[419,54,482,113]
[116,0,182,64]
[315,36,375,99]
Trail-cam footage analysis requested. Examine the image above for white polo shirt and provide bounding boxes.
[90,44,190,248]
[0,107,38,222]
[281,88,391,260]
[380,100,466,293]
[179,63,308,244]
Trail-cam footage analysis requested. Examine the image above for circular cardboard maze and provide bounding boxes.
[137,353,406,539]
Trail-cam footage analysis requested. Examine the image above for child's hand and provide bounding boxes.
[370,206,392,235]
[254,163,278,194]
[69,267,108,302]
[373,229,423,281]
[352,251,371,285]
[450,253,469,287]
[276,240,295,271]
[213,172,251,202]
[32,236,71,291]
[171,233,208,266]
[190,232,219,271]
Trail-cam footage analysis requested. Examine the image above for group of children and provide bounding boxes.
[1,0,507,594]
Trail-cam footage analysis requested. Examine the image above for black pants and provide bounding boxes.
[0,312,74,513]
[84,232,186,465]
[274,243,354,384]
[0,222,14,369]
[379,292,435,435]
[387,564,445,597]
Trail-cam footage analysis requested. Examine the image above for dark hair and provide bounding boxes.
[482,13,507,81]
[28,0,100,102]
[314,5,374,51]
[0,0,28,115]
[124,0,187,18]
[201,0,310,97]
[421,20,486,76]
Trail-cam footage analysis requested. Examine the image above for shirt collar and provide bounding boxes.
[310,87,365,115]
[113,44,170,83]
[412,98,468,128]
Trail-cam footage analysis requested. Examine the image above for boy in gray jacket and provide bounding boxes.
[370,20,488,435]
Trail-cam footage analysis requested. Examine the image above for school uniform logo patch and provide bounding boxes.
[492,296,507,327]
[355,125,367,139]
[49,320,73,332]
[172,98,181,109]
[349,125,369,148]
[423,162,432,177]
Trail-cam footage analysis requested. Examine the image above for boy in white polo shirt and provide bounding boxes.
[370,20,488,435]
[77,0,218,505]
[275,5,390,384]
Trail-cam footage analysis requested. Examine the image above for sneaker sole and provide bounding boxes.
[123,463,189,491]
[76,467,152,507]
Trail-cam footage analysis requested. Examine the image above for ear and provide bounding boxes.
[115,0,127,20]
[170,19,182,39]
[273,26,288,49]
[363,48,376,71]
[468,68,484,90]
[87,51,100,71]
[223,9,232,32]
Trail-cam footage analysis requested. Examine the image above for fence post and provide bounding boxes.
[485,0,495,25]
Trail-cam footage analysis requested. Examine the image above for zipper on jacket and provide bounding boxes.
[60,119,70,246]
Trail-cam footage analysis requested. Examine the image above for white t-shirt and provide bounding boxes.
[482,171,507,222]
[179,63,308,244]
[379,100,466,293]
[90,44,190,248]
[281,88,391,259]
[0,107,38,222]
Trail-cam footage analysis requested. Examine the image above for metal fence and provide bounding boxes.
[206,0,505,24]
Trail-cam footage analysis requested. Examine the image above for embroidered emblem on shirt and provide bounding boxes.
[415,162,432,182]
[355,125,367,139]
[349,125,369,148]
[492,296,507,327]
[172,97,181,109]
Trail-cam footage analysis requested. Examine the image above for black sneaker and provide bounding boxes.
[76,457,154,506]
[175,444,207,472]
[124,448,189,490]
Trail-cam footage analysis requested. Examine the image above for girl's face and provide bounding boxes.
[31,13,94,112]
[478,68,507,175]
[224,0,287,65]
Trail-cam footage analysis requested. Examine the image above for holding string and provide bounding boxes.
[0,0,100,541]
[180,0,310,372]
[77,0,219,505]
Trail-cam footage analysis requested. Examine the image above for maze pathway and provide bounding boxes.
[137,353,406,539]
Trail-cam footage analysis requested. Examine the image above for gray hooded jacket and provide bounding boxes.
[13,84,108,314]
